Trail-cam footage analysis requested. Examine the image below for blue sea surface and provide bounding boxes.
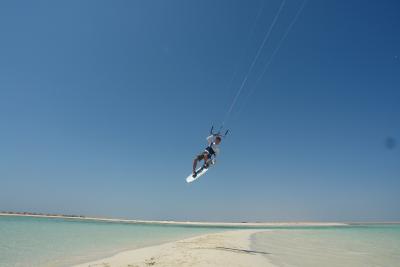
[0,215,224,267]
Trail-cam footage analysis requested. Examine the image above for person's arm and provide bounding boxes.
[206,135,214,145]
[212,147,218,164]
[214,147,220,156]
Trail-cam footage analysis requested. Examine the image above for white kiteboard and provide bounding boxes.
[186,159,215,183]
[186,167,208,183]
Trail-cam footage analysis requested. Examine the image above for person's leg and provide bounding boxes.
[193,154,204,174]
[203,153,209,168]
[192,158,198,174]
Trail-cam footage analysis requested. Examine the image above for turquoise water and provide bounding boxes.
[0,215,225,267]
[2,216,400,267]
[252,225,400,267]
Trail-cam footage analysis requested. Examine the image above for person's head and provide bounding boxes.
[215,136,222,144]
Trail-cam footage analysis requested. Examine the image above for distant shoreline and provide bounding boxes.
[0,211,346,227]
[3,211,397,227]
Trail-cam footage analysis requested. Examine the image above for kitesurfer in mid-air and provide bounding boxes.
[192,135,221,177]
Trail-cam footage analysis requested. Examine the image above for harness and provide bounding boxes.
[205,143,216,156]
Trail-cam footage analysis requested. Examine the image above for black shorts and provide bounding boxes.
[196,151,210,161]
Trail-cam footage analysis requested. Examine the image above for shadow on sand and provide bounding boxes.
[214,247,271,255]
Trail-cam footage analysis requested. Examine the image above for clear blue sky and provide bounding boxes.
[0,0,399,222]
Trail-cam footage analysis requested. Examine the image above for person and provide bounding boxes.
[192,135,222,177]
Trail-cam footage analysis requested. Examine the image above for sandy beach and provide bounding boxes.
[73,227,400,267]
[72,230,273,267]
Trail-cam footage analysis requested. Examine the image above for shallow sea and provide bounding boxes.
[0,215,223,267]
[252,224,400,267]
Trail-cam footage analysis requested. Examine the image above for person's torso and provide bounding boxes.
[207,142,219,155]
